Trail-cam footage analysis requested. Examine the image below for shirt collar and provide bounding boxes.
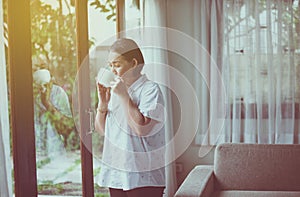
[127,74,148,95]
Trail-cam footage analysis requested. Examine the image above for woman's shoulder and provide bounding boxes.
[141,80,162,95]
[143,79,158,88]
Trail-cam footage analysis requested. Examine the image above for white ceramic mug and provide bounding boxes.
[96,68,116,87]
[33,69,51,85]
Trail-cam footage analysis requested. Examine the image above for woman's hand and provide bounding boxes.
[97,83,111,107]
[95,83,110,135]
[111,78,129,100]
[40,82,52,109]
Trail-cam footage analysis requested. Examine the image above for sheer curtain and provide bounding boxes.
[192,0,226,147]
[141,0,177,196]
[220,0,300,144]
[0,0,12,195]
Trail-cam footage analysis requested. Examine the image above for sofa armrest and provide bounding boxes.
[175,165,214,197]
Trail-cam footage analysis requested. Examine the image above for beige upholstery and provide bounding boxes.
[211,191,300,197]
[175,143,300,197]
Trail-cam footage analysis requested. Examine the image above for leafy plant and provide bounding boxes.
[89,0,117,21]
[89,0,140,22]
[36,157,51,169]
[30,0,80,152]
[30,0,77,87]
[93,167,101,176]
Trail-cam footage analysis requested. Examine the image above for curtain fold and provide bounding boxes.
[0,0,12,195]
[140,0,177,196]
[220,0,300,144]
[193,0,225,146]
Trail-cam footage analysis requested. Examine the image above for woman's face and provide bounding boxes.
[107,51,135,77]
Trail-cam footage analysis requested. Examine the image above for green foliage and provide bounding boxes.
[89,0,140,22]
[36,157,51,169]
[89,0,117,21]
[226,0,300,46]
[3,0,8,43]
[93,166,101,176]
[95,193,110,197]
[66,130,80,151]
[38,181,64,194]
[30,0,77,87]
[92,133,104,156]
[38,182,109,195]
[30,0,80,152]
[4,0,79,154]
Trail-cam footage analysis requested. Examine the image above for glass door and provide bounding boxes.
[30,0,83,196]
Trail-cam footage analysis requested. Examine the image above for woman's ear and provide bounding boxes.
[132,58,138,67]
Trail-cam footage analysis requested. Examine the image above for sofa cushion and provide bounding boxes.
[212,190,300,197]
[214,143,300,191]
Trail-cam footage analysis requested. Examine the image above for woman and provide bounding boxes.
[95,38,166,197]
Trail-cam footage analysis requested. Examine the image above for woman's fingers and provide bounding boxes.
[97,83,107,93]
[97,82,111,103]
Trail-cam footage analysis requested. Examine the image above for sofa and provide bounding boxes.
[174,143,300,197]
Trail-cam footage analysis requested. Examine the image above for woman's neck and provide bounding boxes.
[122,73,142,87]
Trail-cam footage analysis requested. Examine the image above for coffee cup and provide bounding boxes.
[33,69,51,85]
[96,68,116,87]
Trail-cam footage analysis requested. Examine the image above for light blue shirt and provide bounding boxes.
[97,74,166,190]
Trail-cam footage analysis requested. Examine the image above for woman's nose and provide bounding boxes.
[110,65,114,72]
[110,66,117,75]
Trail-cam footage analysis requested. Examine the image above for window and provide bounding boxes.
[4,0,124,196]
[217,0,300,144]
[30,0,82,195]
[224,0,300,104]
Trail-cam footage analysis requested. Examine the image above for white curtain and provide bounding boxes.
[192,0,226,147]
[0,0,12,195]
[119,0,177,195]
[219,0,300,144]
[140,0,177,196]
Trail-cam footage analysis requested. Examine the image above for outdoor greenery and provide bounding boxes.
[3,0,79,152]
[37,182,109,196]
[30,0,77,91]
[30,0,80,153]
[89,0,117,21]
[225,0,300,102]
[3,0,108,195]
[36,157,51,169]
[226,0,300,43]
[89,0,140,21]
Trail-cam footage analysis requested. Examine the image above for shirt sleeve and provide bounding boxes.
[138,82,165,122]
[50,84,72,117]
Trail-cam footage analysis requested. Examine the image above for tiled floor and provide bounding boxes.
[14,195,80,197]
[36,151,103,196]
